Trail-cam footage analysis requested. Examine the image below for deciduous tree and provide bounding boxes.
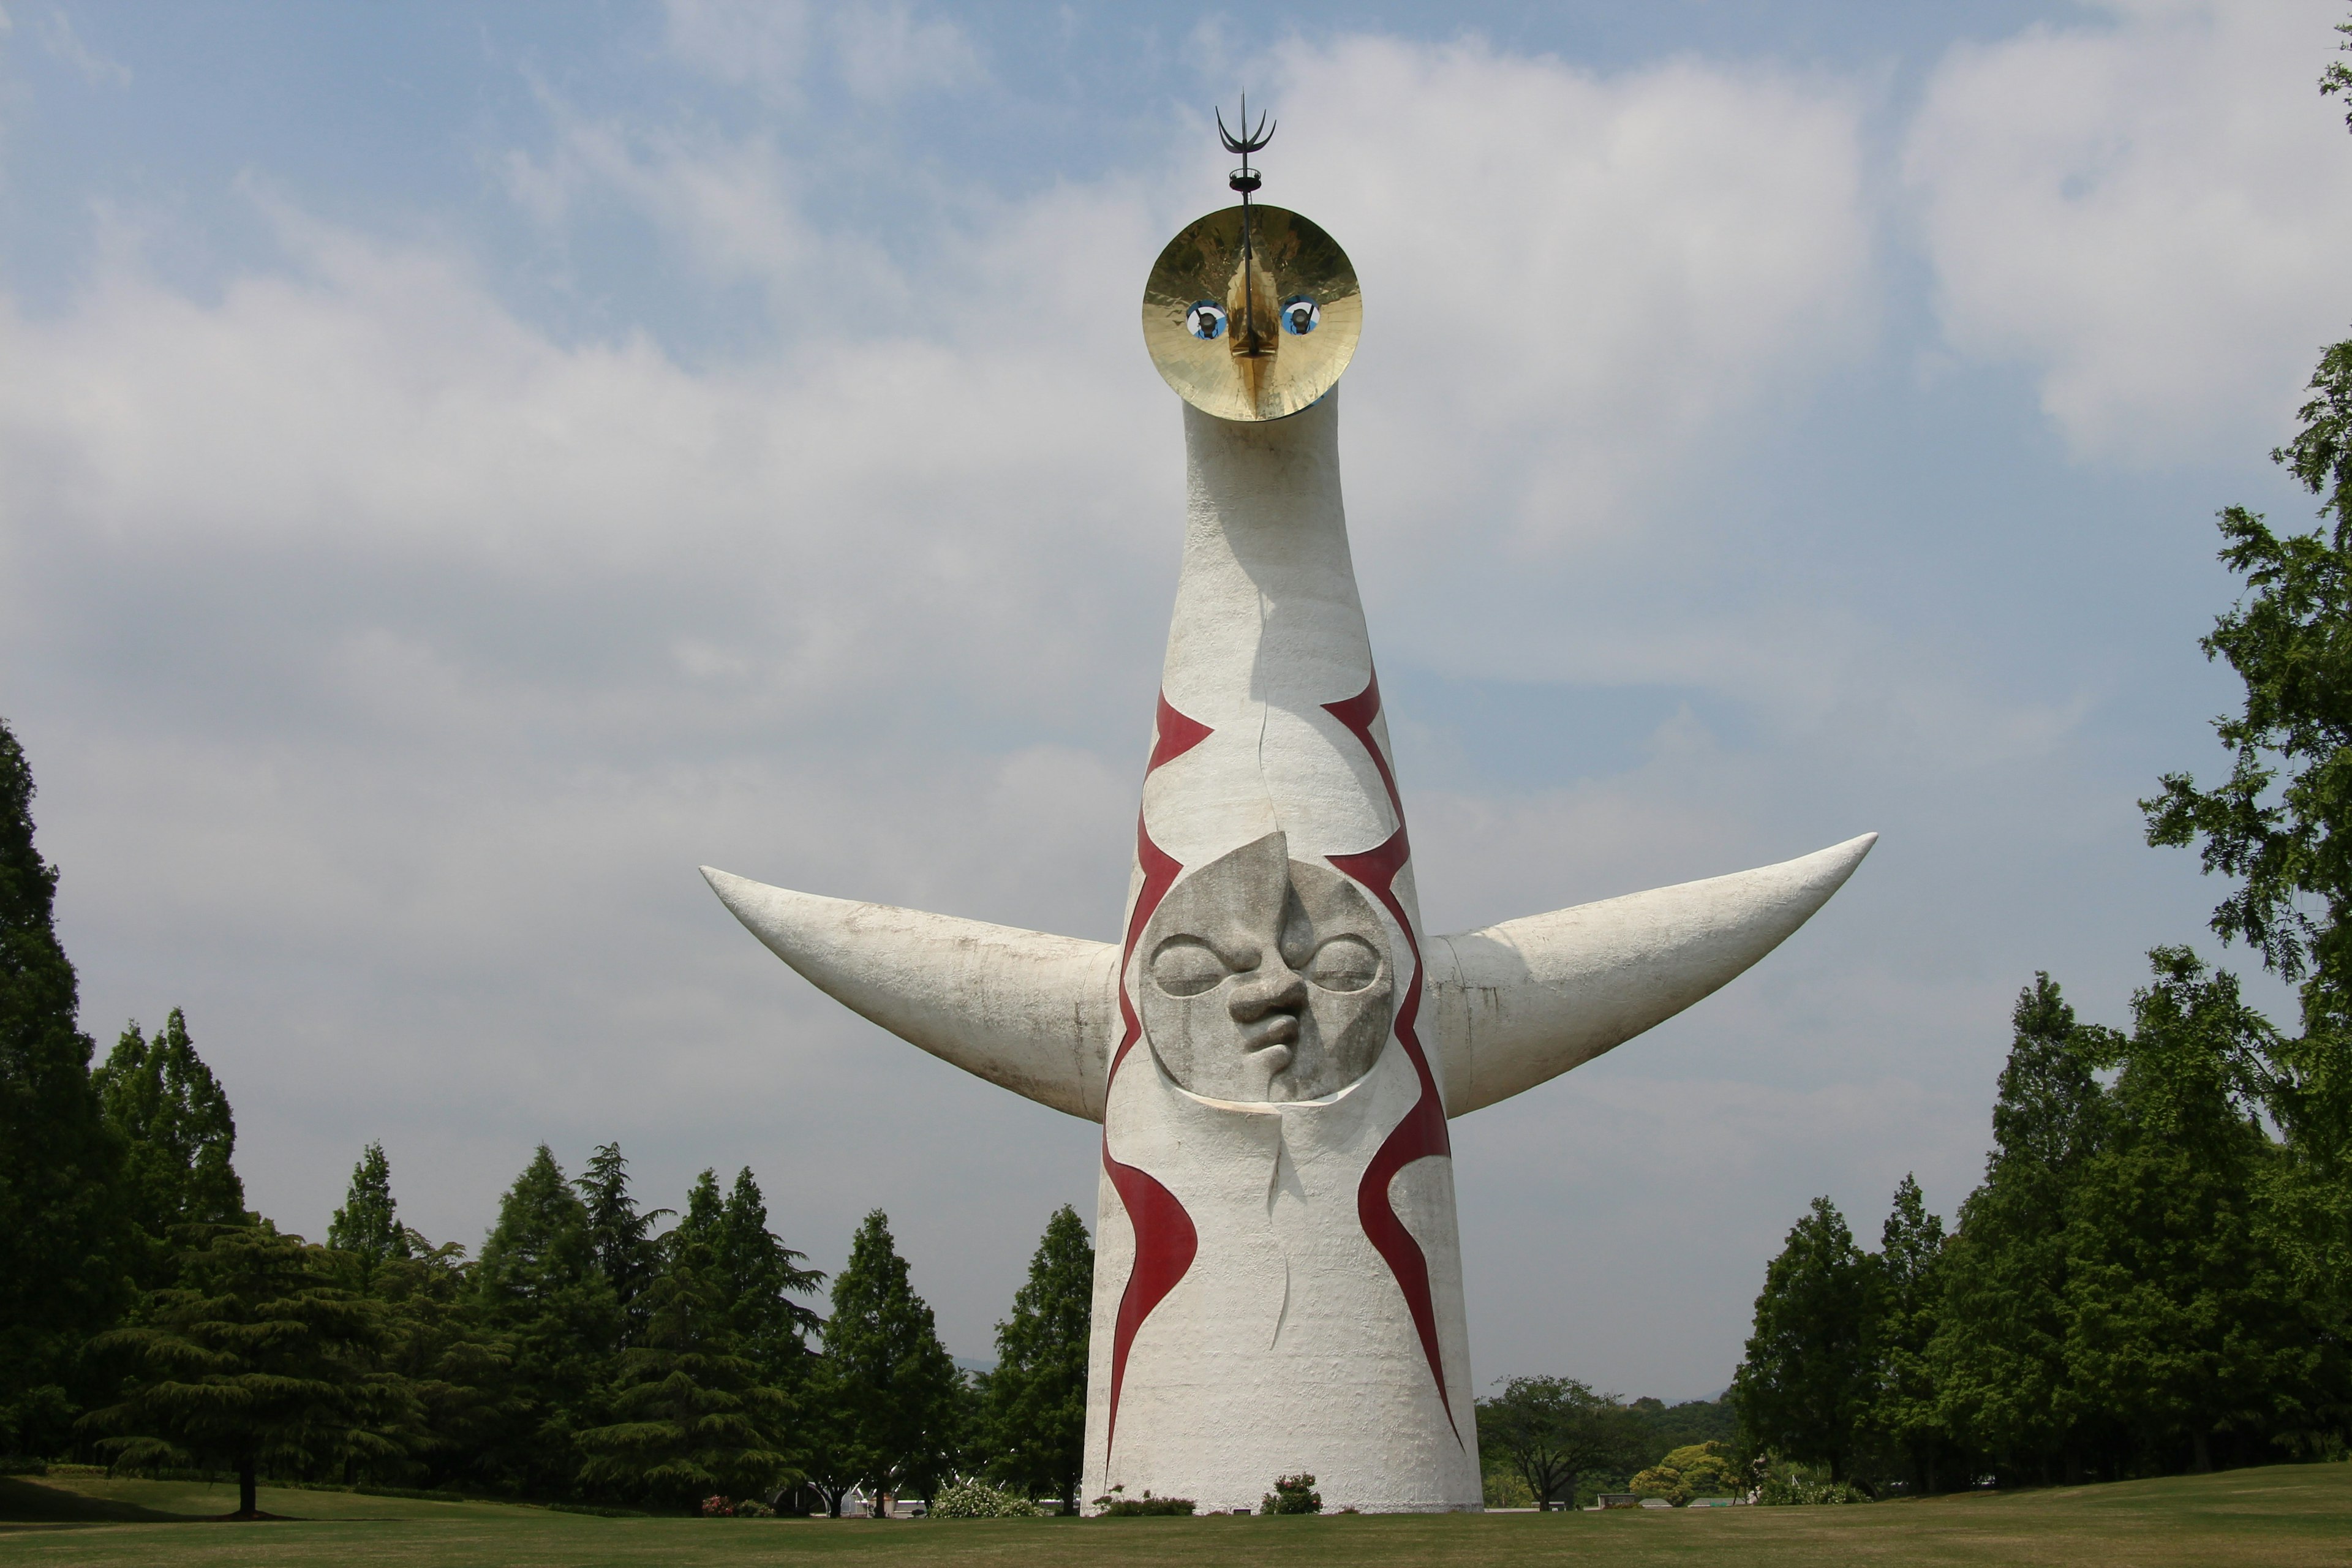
[1735,1197,1873,1482]
[94,1009,244,1291]
[1476,1376,1643,1510]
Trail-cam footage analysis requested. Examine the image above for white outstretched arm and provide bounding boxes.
[1426,834,1877,1117]
[704,832,1873,1125]
[701,867,1119,1122]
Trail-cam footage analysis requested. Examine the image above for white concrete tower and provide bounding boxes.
[699,143,1874,1513]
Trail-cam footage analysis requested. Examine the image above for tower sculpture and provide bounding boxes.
[703,109,1874,1513]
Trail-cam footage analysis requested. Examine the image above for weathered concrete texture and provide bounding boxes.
[1427,832,1876,1116]
[700,869,1118,1120]
[701,389,1874,1517]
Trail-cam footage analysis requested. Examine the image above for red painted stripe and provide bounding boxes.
[1148,691,1214,774]
[1324,678,1462,1445]
[1323,672,1403,822]
[1101,696,1213,1455]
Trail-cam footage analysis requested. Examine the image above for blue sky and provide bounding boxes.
[4,1,2348,1400]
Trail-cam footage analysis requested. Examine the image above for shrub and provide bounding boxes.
[931,1479,1041,1518]
[731,1498,774,1517]
[1263,1473,1322,1514]
[1664,1442,1743,1498]
[1753,1463,1866,1506]
[700,1494,732,1517]
[1092,1486,1196,1515]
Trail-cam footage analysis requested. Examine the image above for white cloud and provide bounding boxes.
[1265,37,1875,554]
[662,0,981,107]
[662,0,811,104]
[38,6,129,87]
[1905,0,2352,463]
[832,2,982,104]
[0,26,2185,1381]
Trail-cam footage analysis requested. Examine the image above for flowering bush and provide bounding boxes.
[731,1498,774,1517]
[1263,1473,1322,1514]
[929,1479,1041,1518]
[699,1494,731,1517]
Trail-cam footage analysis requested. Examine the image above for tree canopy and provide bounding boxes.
[0,717,127,1460]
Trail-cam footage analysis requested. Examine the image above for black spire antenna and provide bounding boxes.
[1216,95,1275,352]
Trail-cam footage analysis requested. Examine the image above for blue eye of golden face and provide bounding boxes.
[1187,301,1229,340]
[1280,295,1319,334]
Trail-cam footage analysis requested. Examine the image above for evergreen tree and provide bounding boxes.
[575,1142,667,1344]
[984,1205,1093,1511]
[1733,1196,1874,1482]
[817,1210,960,1505]
[364,1234,515,1492]
[1871,1175,1948,1492]
[328,1142,414,1275]
[711,1168,823,1387]
[95,1009,246,1291]
[576,1217,799,1509]
[81,1225,411,1517]
[0,717,128,1459]
[1931,974,2113,1482]
[471,1146,620,1497]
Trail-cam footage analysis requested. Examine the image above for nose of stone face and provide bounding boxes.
[1229,964,1310,1027]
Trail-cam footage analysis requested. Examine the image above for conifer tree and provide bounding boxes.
[576,1142,667,1344]
[816,1210,960,1505]
[1931,975,2114,1481]
[1871,1175,1948,1492]
[328,1141,413,1275]
[0,717,127,1458]
[691,1168,823,1387]
[472,1146,620,1497]
[83,1226,411,1517]
[1733,1196,1874,1481]
[984,1205,1092,1511]
[576,1211,798,1509]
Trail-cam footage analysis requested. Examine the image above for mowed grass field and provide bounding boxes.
[4,1464,2349,1567]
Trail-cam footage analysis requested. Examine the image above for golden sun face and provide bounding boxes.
[1141,204,1362,423]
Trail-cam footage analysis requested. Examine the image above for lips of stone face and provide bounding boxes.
[1137,831,1395,1104]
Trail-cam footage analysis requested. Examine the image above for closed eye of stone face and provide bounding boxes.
[1151,936,1231,998]
[1306,935,1382,994]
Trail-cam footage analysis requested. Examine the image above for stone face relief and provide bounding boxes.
[1139,831,1394,1104]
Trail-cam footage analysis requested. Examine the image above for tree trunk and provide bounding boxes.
[2192,1431,2212,1473]
[239,1455,257,1518]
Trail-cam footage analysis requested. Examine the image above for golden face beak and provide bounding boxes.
[1141,205,1362,422]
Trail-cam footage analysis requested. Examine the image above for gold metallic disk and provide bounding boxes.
[1142,205,1361,423]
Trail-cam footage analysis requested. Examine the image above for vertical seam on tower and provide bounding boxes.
[1255,584,1278,832]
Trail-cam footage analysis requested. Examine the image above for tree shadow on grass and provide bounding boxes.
[0,1475,219,1528]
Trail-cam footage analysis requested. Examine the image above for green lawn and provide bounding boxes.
[4,1464,2348,1566]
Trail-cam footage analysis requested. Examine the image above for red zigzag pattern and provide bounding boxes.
[1100,693,1210,1456]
